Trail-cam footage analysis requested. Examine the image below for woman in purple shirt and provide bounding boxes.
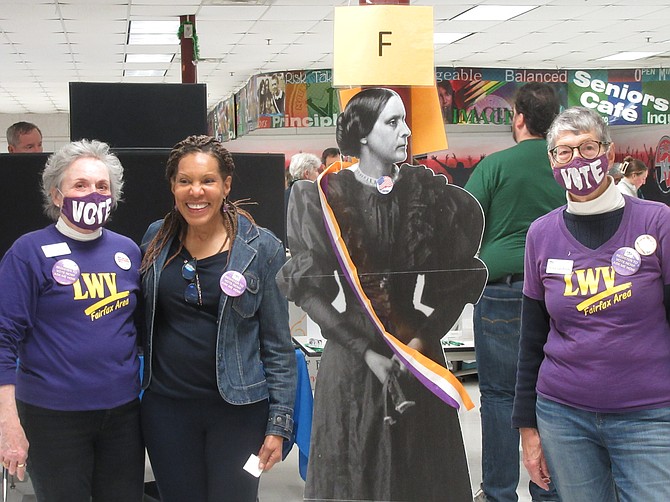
[0,140,143,501]
[513,107,670,502]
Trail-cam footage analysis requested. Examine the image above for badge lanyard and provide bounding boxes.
[316,165,474,411]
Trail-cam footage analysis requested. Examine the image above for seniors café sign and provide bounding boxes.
[435,67,670,126]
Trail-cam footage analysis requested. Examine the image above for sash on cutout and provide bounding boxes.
[316,164,474,411]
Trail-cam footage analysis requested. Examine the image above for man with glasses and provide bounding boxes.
[465,82,564,502]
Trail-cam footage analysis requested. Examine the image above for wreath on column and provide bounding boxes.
[177,21,200,61]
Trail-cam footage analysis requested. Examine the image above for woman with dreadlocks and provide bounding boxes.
[139,135,296,502]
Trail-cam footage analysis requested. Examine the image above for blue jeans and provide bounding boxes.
[17,399,144,502]
[537,397,670,502]
[474,282,559,502]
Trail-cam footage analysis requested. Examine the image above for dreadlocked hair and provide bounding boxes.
[140,135,254,273]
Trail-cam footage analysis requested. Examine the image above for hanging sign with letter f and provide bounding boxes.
[333,5,434,87]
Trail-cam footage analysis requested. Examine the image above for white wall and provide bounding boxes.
[227,126,339,166]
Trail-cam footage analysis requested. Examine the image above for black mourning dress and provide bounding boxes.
[278,164,487,502]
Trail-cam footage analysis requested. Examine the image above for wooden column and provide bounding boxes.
[180,15,197,83]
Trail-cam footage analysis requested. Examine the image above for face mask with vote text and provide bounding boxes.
[552,153,609,197]
[60,191,113,231]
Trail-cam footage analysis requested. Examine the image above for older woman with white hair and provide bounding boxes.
[514,107,670,501]
[289,152,321,183]
[0,140,144,501]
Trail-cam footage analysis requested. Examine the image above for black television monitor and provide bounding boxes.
[69,82,207,149]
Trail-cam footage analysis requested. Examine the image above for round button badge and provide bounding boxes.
[115,252,132,270]
[52,259,80,285]
[220,270,247,297]
[611,247,641,276]
[376,176,394,194]
[634,234,657,256]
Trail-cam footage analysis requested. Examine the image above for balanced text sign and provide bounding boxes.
[333,5,434,87]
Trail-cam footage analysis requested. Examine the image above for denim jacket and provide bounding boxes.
[141,216,296,439]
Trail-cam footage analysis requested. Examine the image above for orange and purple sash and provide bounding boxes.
[316,165,474,411]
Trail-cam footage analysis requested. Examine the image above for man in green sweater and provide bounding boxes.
[465,83,563,502]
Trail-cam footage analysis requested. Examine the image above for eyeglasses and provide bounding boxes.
[182,259,202,306]
[549,140,610,164]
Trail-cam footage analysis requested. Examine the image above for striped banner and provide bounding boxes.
[316,164,474,411]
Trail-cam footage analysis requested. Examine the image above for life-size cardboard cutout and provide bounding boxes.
[277,88,487,501]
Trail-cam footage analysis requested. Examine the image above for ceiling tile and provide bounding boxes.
[1,0,669,113]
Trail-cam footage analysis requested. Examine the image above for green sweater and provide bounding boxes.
[464,138,565,281]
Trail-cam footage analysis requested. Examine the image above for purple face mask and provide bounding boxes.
[552,153,609,197]
[60,191,113,231]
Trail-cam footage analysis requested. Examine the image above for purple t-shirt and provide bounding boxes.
[524,197,670,412]
[0,225,141,411]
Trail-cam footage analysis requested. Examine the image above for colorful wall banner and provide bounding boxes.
[209,66,670,141]
[568,69,669,126]
[256,70,339,129]
[435,67,670,126]
[333,5,434,87]
[209,69,341,139]
[208,97,236,141]
[655,135,670,194]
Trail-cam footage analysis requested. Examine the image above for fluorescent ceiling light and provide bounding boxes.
[130,20,180,34]
[598,51,661,61]
[452,5,537,21]
[128,33,179,45]
[124,69,167,77]
[128,20,180,45]
[125,54,174,63]
[434,32,472,44]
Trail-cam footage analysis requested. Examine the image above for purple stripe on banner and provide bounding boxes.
[318,170,463,410]
[389,343,461,409]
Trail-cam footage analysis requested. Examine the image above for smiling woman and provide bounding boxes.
[139,135,296,502]
[170,151,232,238]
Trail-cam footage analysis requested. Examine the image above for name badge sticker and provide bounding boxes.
[546,258,574,275]
[41,242,71,258]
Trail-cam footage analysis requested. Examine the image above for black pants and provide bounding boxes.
[141,390,268,502]
[18,399,144,502]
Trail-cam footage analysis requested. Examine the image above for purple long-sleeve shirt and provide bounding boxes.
[514,198,670,427]
[0,225,141,410]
